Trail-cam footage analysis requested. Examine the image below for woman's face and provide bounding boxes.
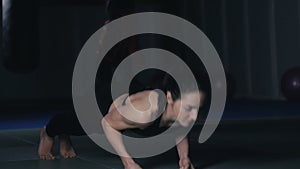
[171,91,204,127]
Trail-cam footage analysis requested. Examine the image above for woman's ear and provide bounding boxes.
[166,91,173,104]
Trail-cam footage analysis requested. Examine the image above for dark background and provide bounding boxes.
[1,0,300,112]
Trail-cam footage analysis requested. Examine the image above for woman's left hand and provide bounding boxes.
[179,156,195,169]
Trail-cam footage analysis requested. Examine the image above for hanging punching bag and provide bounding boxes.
[2,0,39,73]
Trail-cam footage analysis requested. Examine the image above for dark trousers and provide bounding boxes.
[45,112,86,138]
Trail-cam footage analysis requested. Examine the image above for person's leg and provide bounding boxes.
[38,86,112,160]
[38,126,55,160]
[45,111,86,137]
[59,133,77,159]
[39,111,85,160]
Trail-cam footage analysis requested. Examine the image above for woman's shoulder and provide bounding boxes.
[108,90,165,127]
[128,90,161,114]
[132,89,161,99]
[131,90,160,104]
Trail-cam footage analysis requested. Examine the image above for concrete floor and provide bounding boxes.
[1,119,300,169]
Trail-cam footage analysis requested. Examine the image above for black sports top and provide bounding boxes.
[121,91,168,137]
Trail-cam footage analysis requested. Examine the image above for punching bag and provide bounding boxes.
[2,0,39,73]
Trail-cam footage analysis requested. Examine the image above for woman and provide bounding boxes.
[39,72,205,169]
[39,2,206,168]
[102,88,204,169]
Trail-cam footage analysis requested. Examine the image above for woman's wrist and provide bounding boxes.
[121,156,135,166]
[179,153,189,159]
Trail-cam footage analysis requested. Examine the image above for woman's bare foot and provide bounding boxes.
[38,126,55,160]
[59,134,76,159]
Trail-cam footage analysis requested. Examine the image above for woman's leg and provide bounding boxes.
[38,126,55,160]
[39,111,85,160]
[45,111,86,137]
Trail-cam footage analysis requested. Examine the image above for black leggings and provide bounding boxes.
[45,101,112,138]
[45,76,152,138]
[45,112,86,138]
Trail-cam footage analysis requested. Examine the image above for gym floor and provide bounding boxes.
[1,100,300,169]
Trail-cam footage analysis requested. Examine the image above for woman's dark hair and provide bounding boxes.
[129,69,205,101]
[163,73,205,101]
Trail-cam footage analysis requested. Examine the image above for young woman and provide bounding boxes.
[103,89,203,169]
[39,73,205,169]
[38,1,206,168]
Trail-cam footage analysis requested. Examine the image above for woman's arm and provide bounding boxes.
[176,136,195,169]
[107,93,128,113]
[101,117,140,168]
[102,93,158,169]
[102,91,160,168]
